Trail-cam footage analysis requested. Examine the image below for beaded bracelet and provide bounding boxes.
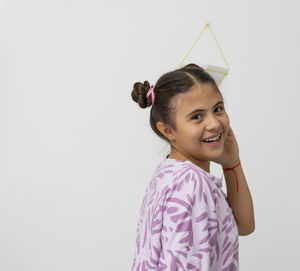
[222,160,241,192]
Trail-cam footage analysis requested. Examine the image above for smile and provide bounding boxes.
[202,133,222,146]
[202,133,221,142]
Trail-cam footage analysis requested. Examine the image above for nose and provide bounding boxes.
[204,113,221,130]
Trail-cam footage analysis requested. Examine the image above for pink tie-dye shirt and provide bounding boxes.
[131,157,239,271]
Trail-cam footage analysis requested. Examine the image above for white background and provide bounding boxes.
[0,0,299,270]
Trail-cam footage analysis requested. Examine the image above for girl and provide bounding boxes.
[130,63,255,271]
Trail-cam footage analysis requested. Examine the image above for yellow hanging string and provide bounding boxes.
[178,22,230,86]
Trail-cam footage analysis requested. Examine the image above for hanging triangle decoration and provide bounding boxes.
[178,22,230,86]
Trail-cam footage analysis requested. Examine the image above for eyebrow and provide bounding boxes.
[186,101,224,118]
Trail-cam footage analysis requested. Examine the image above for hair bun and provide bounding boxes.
[131,80,152,108]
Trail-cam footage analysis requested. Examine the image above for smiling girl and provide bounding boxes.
[130,63,255,271]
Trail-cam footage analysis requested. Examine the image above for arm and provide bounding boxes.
[158,169,222,270]
[223,159,255,236]
[158,176,201,270]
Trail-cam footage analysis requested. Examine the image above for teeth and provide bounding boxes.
[203,133,221,142]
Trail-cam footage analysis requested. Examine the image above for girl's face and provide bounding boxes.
[159,82,230,172]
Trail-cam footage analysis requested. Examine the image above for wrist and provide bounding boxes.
[222,158,241,169]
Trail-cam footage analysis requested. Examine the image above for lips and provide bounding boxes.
[202,133,222,146]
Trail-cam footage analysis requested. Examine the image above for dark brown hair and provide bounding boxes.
[131,63,223,143]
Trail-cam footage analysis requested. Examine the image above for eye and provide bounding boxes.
[191,106,224,120]
[215,106,224,112]
[191,114,202,120]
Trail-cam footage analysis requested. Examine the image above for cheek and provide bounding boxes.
[222,115,230,135]
[180,126,201,143]
[225,118,230,129]
[191,128,205,143]
[221,111,230,125]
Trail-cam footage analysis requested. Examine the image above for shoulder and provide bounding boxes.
[160,162,215,232]
[163,161,213,205]
[158,158,208,180]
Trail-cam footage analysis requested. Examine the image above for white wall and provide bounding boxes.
[0,0,299,270]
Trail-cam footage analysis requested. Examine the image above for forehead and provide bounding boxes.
[173,83,222,116]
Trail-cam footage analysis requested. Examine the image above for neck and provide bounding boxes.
[167,147,211,173]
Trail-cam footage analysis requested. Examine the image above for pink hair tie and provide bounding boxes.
[146,86,155,105]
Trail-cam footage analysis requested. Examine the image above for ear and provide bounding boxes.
[156,121,175,141]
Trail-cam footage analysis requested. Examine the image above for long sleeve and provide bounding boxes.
[158,168,215,271]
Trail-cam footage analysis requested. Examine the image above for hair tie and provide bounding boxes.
[146,86,155,105]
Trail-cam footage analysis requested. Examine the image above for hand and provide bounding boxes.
[211,125,240,168]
